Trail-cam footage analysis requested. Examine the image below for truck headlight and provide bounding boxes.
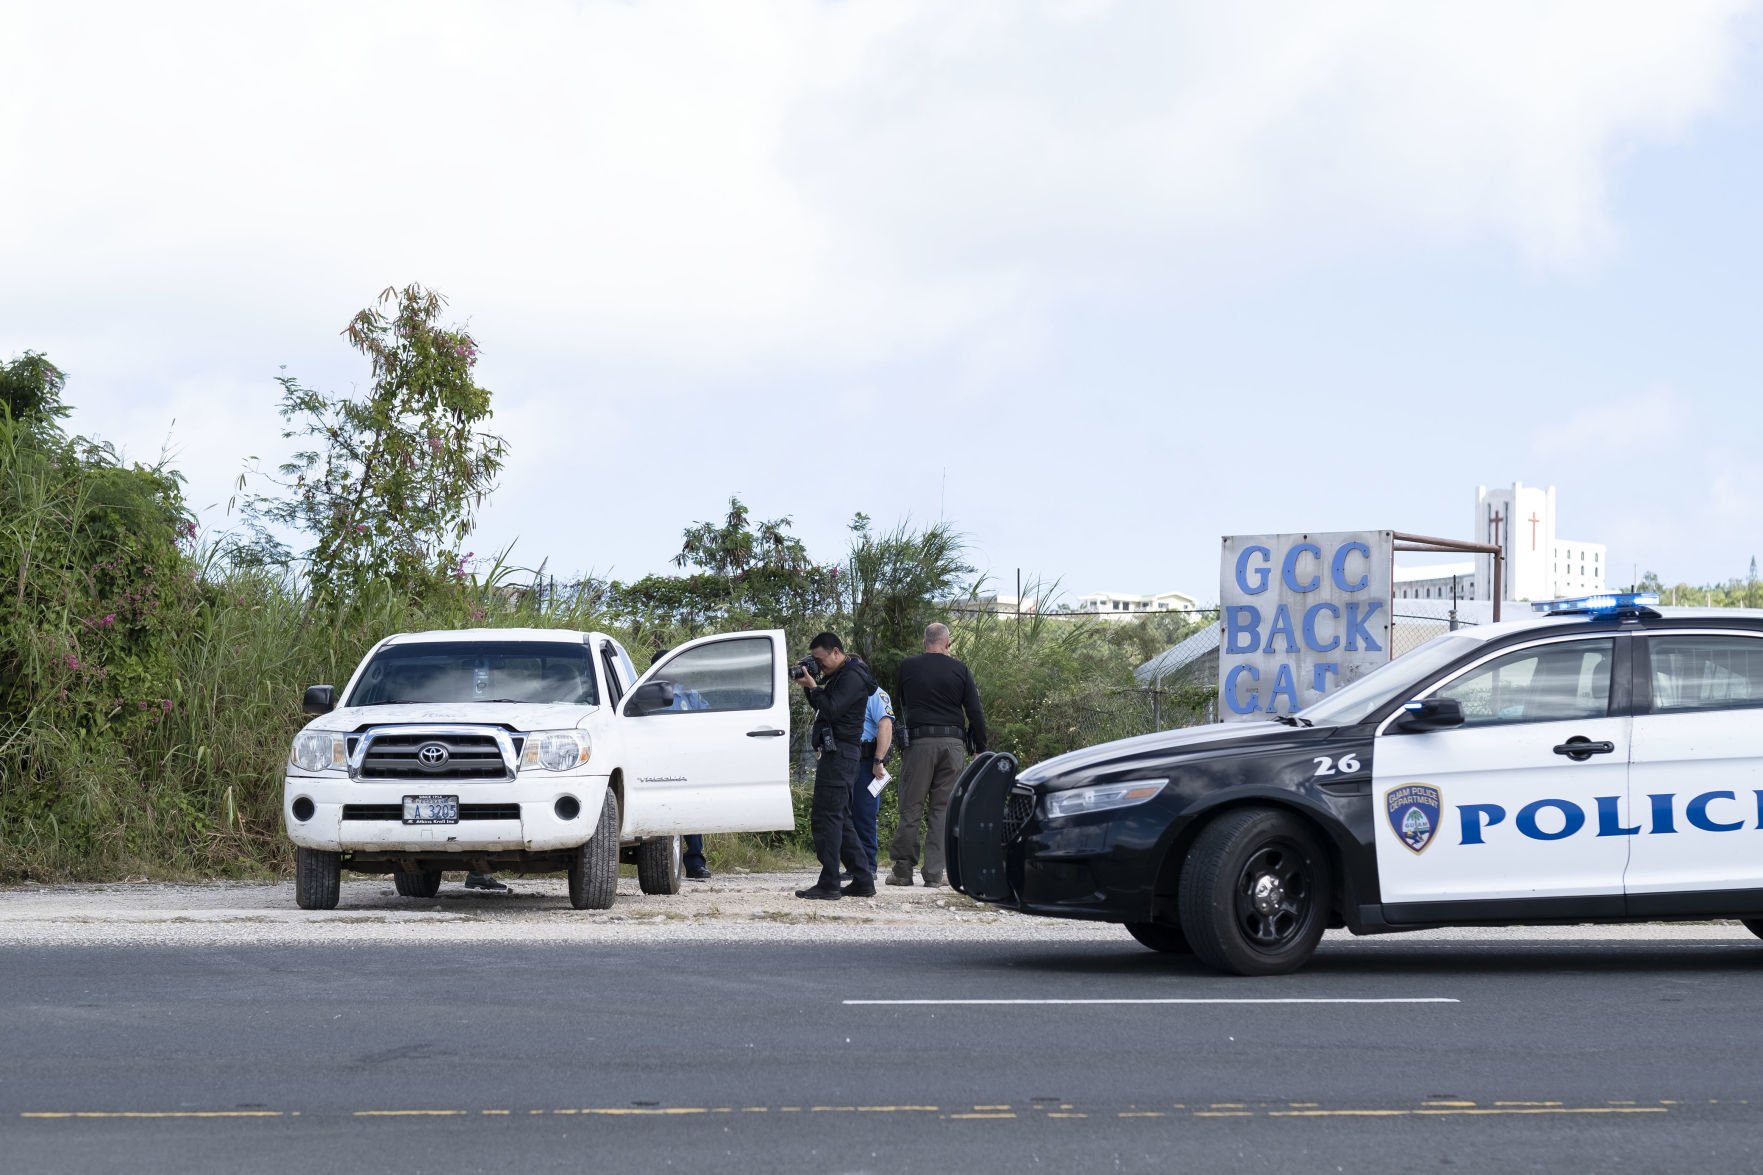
[1044,779,1167,820]
[522,729,591,772]
[290,731,347,773]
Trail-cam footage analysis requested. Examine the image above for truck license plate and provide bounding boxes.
[403,795,459,824]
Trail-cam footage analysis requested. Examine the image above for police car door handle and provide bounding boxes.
[747,728,787,738]
[1552,738,1615,761]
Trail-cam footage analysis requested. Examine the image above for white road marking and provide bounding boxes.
[843,997,1459,1006]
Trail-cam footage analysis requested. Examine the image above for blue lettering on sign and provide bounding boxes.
[1225,606,1261,654]
[1268,663,1300,712]
[1312,663,1339,693]
[1452,792,1763,845]
[1265,605,1299,654]
[1344,601,1384,653]
[1282,543,1322,593]
[1235,546,1272,595]
[1331,542,1371,592]
[1225,664,1259,715]
[1303,603,1341,652]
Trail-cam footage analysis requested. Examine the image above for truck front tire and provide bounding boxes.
[569,790,619,910]
[295,847,341,910]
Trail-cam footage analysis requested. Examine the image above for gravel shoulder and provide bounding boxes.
[2,873,1757,948]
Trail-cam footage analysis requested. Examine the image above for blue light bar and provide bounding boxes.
[1531,592,1660,615]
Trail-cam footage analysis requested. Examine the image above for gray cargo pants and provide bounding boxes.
[888,736,965,878]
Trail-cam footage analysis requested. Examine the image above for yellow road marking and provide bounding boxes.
[1118,1112,1166,1118]
[354,1110,466,1117]
[949,1113,1016,1120]
[1047,1113,1088,1119]
[1195,1112,1252,1118]
[974,1104,1011,1110]
[1494,1100,1562,1107]
[479,1110,510,1116]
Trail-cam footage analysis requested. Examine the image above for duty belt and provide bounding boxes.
[910,725,966,740]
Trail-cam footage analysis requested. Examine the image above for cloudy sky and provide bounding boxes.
[4,0,1761,603]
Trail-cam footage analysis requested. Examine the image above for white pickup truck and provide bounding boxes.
[281,627,794,909]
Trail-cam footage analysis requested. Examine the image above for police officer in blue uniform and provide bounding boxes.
[849,684,895,880]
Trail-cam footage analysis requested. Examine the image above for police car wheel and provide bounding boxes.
[1177,807,1331,977]
[636,834,683,895]
[392,868,442,898]
[568,789,619,911]
[1741,918,1763,942]
[1125,921,1193,954]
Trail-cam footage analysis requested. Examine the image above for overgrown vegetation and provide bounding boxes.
[25,289,1752,882]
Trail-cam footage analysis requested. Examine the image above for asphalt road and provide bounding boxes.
[6,935,1763,1174]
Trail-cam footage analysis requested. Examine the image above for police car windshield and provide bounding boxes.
[1296,632,1482,727]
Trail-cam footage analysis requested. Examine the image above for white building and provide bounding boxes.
[1393,482,1606,603]
[1072,590,1201,621]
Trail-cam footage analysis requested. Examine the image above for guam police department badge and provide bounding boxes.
[1386,784,1442,854]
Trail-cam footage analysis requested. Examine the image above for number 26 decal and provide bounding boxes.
[1312,753,1361,777]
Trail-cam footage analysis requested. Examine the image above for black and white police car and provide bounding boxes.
[947,594,1763,975]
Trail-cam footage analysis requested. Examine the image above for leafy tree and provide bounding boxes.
[242,284,506,601]
[844,514,973,688]
[0,352,69,433]
[611,497,840,654]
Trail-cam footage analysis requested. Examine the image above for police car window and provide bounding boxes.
[651,637,774,713]
[1648,635,1763,713]
[1299,632,1482,726]
[1432,638,1613,727]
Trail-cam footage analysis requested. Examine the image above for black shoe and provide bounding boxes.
[841,879,876,897]
[464,873,509,892]
[794,886,841,900]
[686,865,712,881]
[838,871,853,883]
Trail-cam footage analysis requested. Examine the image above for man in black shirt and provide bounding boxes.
[888,622,987,886]
[795,631,878,899]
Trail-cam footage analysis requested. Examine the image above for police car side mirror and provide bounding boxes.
[624,680,676,717]
[1395,697,1464,732]
[303,685,335,716]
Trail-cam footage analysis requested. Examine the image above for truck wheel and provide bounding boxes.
[295,847,341,910]
[1177,807,1330,976]
[636,835,683,895]
[568,789,619,910]
[393,868,442,898]
[1125,921,1192,954]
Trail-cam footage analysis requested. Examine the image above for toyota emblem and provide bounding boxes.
[416,742,450,770]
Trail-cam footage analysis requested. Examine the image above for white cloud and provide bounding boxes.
[1,0,1757,586]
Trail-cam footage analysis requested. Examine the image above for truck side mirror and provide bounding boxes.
[624,680,676,717]
[1395,696,1464,732]
[303,685,335,716]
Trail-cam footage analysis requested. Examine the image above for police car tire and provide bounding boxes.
[636,834,683,895]
[1125,921,1193,954]
[1177,807,1331,977]
[295,847,341,910]
[1741,918,1763,942]
[392,868,442,898]
[568,789,619,910]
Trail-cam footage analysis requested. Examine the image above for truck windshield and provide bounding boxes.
[345,642,599,707]
[1296,632,1482,727]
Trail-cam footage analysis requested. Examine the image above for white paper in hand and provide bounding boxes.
[868,767,890,798]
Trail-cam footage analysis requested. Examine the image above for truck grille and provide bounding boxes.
[1003,788,1036,841]
[355,732,517,781]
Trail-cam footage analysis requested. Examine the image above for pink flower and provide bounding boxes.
[100,614,115,628]
[354,523,367,534]
[160,698,173,713]
[64,655,80,671]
